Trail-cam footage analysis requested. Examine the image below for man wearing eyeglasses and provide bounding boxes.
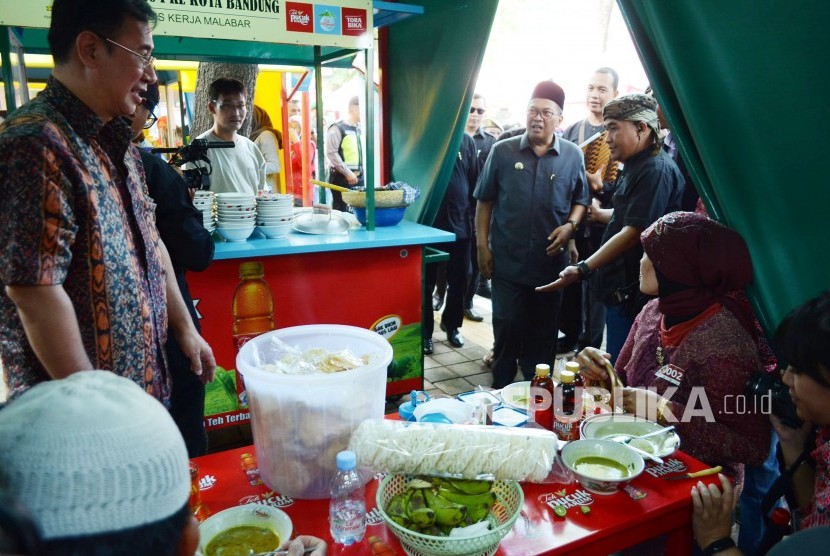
[195,78,267,196]
[474,81,588,389]
[0,0,216,404]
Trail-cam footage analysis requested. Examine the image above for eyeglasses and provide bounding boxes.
[526,107,561,120]
[213,101,247,113]
[102,36,155,70]
[469,107,485,115]
[143,108,157,130]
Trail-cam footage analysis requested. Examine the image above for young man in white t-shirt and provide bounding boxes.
[198,78,266,195]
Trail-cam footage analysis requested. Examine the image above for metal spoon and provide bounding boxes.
[604,434,664,464]
[252,548,317,556]
[620,442,664,465]
[606,425,675,445]
[637,425,675,440]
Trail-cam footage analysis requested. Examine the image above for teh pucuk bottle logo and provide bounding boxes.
[285,2,313,33]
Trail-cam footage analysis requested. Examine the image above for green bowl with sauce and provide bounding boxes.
[561,438,645,495]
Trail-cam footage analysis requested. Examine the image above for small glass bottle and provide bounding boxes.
[329,451,366,545]
[240,452,262,486]
[188,461,211,522]
[553,369,581,441]
[530,364,554,430]
[369,535,398,555]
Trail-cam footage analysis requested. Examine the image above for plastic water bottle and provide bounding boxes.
[329,450,366,545]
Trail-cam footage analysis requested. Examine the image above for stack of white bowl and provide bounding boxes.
[192,190,215,233]
[215,193,256,242]
[256,193,294,238]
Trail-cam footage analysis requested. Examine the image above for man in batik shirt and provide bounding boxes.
[0,0,215,403]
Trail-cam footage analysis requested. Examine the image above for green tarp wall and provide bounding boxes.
[384,0,498,226]
[614,1,830,333]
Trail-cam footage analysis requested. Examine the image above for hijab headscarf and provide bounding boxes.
[250,105,283,149]
[641,211,756,335]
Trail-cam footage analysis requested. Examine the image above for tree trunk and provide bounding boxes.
[597,0,614,53]
[191,62,259,139]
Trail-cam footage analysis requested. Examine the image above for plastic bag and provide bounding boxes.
[348,419,562,483]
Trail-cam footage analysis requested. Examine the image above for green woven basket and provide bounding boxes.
[376,475,524,556]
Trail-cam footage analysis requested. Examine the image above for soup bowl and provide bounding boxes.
[199,504,292,556]
[560,438,644,495]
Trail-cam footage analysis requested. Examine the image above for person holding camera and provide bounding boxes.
[577,212,770,489]
[692,290,830,554]
[130,82,215,457]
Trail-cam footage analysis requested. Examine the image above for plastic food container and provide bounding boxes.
[236,325,392,499]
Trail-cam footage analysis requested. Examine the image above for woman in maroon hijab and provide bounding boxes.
[578,211,771,485]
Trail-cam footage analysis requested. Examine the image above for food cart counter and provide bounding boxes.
[193,445,713,555]
[187,221,454,430]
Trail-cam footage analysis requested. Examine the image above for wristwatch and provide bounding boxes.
[576,260,592,278]
[568,219,580,232]
[702,538,736,555]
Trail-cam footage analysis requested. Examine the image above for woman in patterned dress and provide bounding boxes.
[577,211,771,486]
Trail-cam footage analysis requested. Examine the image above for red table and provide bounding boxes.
[193,445,718,555]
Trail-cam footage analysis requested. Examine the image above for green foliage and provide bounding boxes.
[387,323,423,380]
[204,366,238,415]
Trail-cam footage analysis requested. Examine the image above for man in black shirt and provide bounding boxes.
[423,133,479,354]
[538,94,683,362]
[130,83,215,456]
[465,93,497,313]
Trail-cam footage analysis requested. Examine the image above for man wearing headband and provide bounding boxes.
[474,81,588,389]
[538,93,684,362]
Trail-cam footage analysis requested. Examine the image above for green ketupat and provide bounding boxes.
[423,488,467,526]
[405,489,436,528]
[443,479,494,495]
[384,477,497,537]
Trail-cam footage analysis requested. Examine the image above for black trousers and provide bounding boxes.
[168,333,207,458]
[490,277,563,389]
[559,227,606,347]
[328,169,363,212]
[465,232,480,310]
[423,238,471,337]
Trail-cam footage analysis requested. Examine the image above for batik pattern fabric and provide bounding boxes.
[0,77,170,404]
[617,300,771,486]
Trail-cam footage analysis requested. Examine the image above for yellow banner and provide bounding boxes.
[0,0,373,48]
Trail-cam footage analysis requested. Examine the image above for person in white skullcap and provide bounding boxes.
[0,370,329,556]
[0,370,199,555]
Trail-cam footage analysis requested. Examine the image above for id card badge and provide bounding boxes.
[654,363,686,387]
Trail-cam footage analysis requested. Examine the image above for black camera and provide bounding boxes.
[151,138,235,190]
[745,371,802,429]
